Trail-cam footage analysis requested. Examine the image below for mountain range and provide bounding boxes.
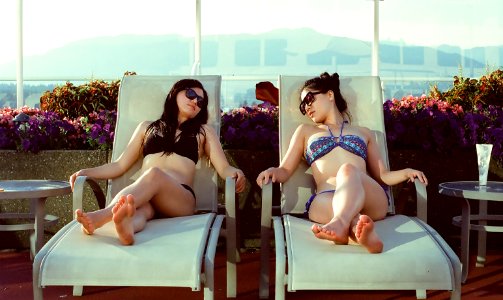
[0,28,500,80]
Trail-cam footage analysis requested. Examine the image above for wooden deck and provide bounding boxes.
[1,244,502,300]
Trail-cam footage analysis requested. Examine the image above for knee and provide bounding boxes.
[337,163,359,179]
[138,167,169,186]
[142,167,165,181]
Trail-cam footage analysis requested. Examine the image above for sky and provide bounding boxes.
[0,0,502,65]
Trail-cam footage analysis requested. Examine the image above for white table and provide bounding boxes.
[438,181,503,283]
[0,180,71,256]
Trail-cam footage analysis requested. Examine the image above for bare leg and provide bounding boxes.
[76,167,194,239]
[112,195,136,245]
[311,223,348,244]
[311,164,365,244]
[112,167,195,217]
[353,214,383,253]
[112,194,155,245]
[75,207,113,235]
[309,163,388,248]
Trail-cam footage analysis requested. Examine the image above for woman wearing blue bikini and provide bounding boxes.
[70,79,246,245]
[256,72,427,253]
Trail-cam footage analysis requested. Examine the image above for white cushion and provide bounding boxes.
[284,214,454,291]
[39,213,214,289]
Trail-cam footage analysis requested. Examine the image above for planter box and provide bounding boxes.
[2,148,500,251]
[0,149,276,250]
[0,150,110,249]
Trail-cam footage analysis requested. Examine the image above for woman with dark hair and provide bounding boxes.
[256,72,427,253]
[70,79,246,245]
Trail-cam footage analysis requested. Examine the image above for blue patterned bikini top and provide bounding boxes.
[305,122,367,166]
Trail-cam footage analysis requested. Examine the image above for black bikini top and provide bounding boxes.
[142,130,199,164]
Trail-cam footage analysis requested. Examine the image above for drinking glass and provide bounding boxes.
[476,144,493,186]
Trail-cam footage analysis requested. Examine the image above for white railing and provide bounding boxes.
[0,75,454,110]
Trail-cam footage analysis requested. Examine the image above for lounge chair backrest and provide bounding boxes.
[279,75,395,215]
[107,75,221,212]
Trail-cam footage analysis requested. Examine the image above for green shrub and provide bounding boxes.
[429,69,503,111]
[39,72,136,119]
[40,80,119,119]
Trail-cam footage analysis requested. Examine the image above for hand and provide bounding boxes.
[256,167,277,188]
[405,168,428,186]
[233,169,246,193]
[69,170,85,191]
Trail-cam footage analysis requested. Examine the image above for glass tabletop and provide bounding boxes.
[438,181,503,201]
[0,180,71,199]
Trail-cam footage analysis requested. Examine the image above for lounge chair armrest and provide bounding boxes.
[414,178,428,222]
[259,181,273,298]
[225,176,237,297]
[72,176,107,213]
[224,176,237,216]
[261,181,273,229]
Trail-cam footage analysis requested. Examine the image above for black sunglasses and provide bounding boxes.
[299,91,322,115]
[185,88,207,108]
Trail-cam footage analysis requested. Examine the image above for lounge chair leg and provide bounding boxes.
[450,288,461,300]
[259,181,273,299]
[273,217,286,300]
[205,215,223,300]
[259,226,270,299]
[33,250,43,300]
[203,272,214,300]
[33,285,43,300]
[225,178,237,298]
[73,286,83,296]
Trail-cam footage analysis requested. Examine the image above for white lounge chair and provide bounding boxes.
[33,75,237,300]
[259,75,461,299]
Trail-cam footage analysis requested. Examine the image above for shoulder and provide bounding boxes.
[295,123,319,135]
[298,123,330,137]
[350,125,373,142]
[201,124,217,135]
[356,125,372,135]
[138,120,153,131]
[199,124,218,143]
[292,124,321,146]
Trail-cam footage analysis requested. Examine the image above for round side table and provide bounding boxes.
[438,181,503,283]
[0,180,71,256]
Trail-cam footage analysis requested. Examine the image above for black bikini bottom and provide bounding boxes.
[181,184,196,200]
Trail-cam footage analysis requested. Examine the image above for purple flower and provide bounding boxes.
[0,107,116,153]
[385,96,503,165]
[98,135,107,145]
[220,103,278,152]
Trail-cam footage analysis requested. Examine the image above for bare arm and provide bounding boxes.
[364,127,428,186]
[203,125,246,193]
[69,121,147,190]
[256,124,306,187]
[379,164,428,186]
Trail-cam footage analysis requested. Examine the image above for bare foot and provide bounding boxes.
[75,209,96,235]
[355,215,383,253]
[112,194,136,245]
[311,221,349,245]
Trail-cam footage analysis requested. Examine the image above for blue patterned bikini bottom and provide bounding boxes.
[304,190,334,217]
[304,185,391,217]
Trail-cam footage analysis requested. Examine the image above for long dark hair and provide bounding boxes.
[143,79,209,156]
[301,72,352,122]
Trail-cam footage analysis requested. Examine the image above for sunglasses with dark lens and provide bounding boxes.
[185,88,207,108]
[299,91,322,115]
